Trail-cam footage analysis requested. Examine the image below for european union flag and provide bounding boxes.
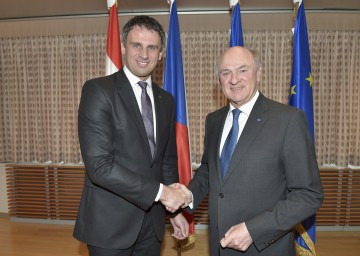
[230,2,244,47]
[290,1,314,138]
[289,1,317,254]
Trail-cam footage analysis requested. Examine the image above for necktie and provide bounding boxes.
[220,109,241,181]
[138,81,155,157]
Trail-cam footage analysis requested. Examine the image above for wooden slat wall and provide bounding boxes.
[317,167,360,226]
[6,164,84,220]
[5,164,360,226]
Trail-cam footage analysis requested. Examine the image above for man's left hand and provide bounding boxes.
[170,213,189,240]
[220,222,253,251]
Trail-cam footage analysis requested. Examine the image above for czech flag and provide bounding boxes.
[164,0,195,246]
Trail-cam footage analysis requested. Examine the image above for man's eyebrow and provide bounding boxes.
[220,65,249,72]
[147,44,160,49]
[129,41,140,45]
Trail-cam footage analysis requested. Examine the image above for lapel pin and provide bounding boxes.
[257,118,261,122]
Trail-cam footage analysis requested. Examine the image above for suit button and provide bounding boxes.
[219,193,224,198]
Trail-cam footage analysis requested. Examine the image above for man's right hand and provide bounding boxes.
[159,185,187,213]
[170,183,192,207]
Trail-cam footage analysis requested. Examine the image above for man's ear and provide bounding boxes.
[158,50,163,60]
[121,42,126,55]
[257,67,262,82]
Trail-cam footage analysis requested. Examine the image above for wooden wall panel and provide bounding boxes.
[5,164,360,226]
[6,165,84,220]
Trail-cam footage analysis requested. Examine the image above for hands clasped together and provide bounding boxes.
[159,183,192,213]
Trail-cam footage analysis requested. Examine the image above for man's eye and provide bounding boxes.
[220,72,230,77]
[239,69,248,73]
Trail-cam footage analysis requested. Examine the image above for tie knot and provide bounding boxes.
[138,81,148,90]
[232,108,241,120]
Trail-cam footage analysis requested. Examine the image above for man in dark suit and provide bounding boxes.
[73,16,189,256]
[174,46,323,255]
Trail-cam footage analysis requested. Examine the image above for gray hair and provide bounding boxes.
[215,47,262,75]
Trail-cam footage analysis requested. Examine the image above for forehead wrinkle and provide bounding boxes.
[220,64,250,72]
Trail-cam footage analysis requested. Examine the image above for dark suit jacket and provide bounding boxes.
[73,69,178,249]
[188,93,323,256]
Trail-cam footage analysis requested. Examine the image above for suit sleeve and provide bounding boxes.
[187,115,211,211]
[246,110,324,251]
[159,92,179,186]
[78,80,160,211]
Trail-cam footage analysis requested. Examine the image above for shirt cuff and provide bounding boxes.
[154,183,163,202]
[189,192,194,209]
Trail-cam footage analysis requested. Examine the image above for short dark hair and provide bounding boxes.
[121,15,165,50]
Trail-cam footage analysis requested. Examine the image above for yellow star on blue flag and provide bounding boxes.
[306,72,313,87]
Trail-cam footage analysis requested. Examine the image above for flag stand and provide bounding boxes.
[177,241,182,256]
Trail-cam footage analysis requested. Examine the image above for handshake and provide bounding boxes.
[159,183,192,213]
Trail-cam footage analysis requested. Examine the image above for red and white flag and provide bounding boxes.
[106,0,122,75]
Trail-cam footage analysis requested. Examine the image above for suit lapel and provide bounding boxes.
[222,94,270,184]
[213,107,230,185]
[114,70,150,155]
[151,83,164,159]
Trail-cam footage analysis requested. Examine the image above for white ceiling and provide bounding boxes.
[1,0,359,20]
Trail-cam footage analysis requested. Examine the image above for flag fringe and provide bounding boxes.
[179,233,196,248]
[295,223,316,256]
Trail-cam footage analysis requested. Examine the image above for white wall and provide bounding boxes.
[0,163,8,214]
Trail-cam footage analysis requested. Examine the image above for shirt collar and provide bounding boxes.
[229,90,260,117]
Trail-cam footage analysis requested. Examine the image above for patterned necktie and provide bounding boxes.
[138,81,155,157]
[220,109,241,181]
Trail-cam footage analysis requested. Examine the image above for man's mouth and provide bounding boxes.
[137,60,149,67]
[231,85,244,91]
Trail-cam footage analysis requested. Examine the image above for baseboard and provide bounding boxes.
[0,212,9,218]
[317,226,360,231]
[9,217,75,225]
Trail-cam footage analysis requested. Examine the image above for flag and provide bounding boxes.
[105,0,122,75]
[163,0,195,247]
[289,1,316,255]
[229,0,244,47]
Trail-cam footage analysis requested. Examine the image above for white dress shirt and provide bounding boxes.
[219,90,260,156]
[123,66,163,201]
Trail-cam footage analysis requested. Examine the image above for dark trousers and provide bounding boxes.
[87,213,162,256]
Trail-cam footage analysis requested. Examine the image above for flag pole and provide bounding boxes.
[293,0,299,23]
[177,240,182,256]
